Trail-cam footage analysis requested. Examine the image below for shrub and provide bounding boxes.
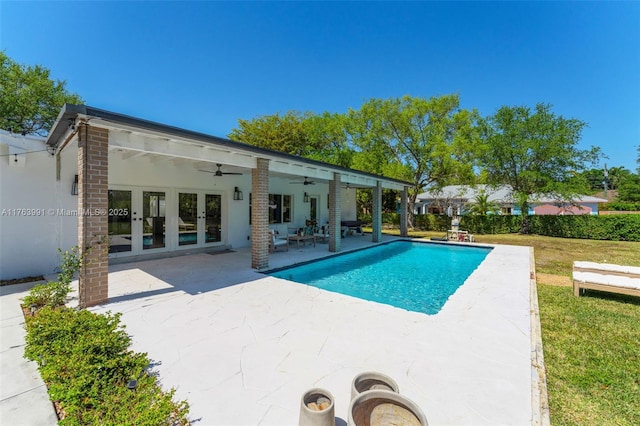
[527,214,640,241]
[24,307,190,425]
[22,281,71,309]
[357,213,372,224]
[600,201,640,211]
[459,215,521,234]
[413,214,450,231]
[22,246,82,311]
[406,213,640,241]
[56,246,82,286]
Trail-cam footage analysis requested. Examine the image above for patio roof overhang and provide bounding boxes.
[45,104,410,190]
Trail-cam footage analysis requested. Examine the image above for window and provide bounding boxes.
[268,194,292,224]
[269,194,281,223]
[282,195,291,223]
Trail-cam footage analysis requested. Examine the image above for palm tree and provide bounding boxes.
[467,190,500,215]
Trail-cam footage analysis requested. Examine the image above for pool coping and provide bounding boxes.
[529,247,551,425]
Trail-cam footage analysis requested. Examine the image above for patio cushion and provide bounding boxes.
[573,271,640,290]
[574,261,640,276]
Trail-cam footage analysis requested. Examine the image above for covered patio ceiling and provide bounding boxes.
[46,104,408,191]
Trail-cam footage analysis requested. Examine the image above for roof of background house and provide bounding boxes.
[417,184,608,204]
[417,185,514,203]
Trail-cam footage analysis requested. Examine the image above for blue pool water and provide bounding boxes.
[269,241,491,314]
[141,233,198,247]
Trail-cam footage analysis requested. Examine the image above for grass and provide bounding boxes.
[378,228,640,425]
[537,285,640,425]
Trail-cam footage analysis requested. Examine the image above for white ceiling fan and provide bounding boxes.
[198,164,243,177]
[290,177,316,185]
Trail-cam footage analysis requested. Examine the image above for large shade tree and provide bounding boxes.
[0,51,83,136]
[228,111,313,156]
[346,94,480,226]
[229,95,480,226]
[478,103,600,232]
[229,110,353,166]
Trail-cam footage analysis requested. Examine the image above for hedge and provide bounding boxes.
[24,307,190,425]
[364,213,640,242]
[600,201,640,211]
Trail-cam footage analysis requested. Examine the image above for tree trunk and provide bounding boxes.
[407,193,417,229]
[519,200,530,234]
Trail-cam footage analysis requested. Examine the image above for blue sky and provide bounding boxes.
[2,1,639,172]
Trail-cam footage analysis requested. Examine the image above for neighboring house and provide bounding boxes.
[0,105,411,297]
[415,185,607,216]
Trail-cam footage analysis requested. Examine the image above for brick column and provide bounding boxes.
[251,158,269,269]
[400,186,408,237]
[78,125,109,308]
[328,173,341,252]
[372,181,382,242]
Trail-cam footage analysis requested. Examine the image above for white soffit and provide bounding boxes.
[90,119,407,190]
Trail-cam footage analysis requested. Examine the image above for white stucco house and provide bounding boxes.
[0,105,410,302]
[415,184,607,216]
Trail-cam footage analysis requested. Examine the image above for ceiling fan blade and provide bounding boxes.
[290,177,316,185]
[198,169,217,174]
[222,172,243,175]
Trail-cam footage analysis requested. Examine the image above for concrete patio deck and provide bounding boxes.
[1,234,544,425]
[89,235,538,425]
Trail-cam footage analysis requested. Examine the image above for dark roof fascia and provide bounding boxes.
[46,104,411,187]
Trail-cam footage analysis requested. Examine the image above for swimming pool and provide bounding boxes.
[269,241,491,314]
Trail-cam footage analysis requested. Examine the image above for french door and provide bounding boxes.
[108,188,224,258]
[108,189,133,254]
[177,191,222,246]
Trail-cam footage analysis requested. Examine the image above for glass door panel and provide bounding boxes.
[310,197,318,221]
[178,193,198,246]
[143,191,166,250]
[283,195,291,223]
[205,194,221,243]
[108,190,132,253]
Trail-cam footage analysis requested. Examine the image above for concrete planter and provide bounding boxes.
[298,388,335,426]
[348,389,428,426]
[350,371,399,400]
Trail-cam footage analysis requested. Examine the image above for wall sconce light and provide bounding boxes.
[303,192,309,203]
[233,187,243,201]
[71,174,79,196]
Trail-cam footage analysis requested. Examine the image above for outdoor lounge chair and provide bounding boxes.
[573,261,640,297]
[178,217,196,230]
[269,229,289,252]
[341,220,364,236]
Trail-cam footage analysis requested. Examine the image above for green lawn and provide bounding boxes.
[379,229,640,425]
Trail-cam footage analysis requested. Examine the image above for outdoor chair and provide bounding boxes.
[573,261,640,297]
[178,217,196,230]
[314,225,330,243]
[269,229,289,252]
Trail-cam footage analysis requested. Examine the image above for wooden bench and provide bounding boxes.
[573,261,640,297]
